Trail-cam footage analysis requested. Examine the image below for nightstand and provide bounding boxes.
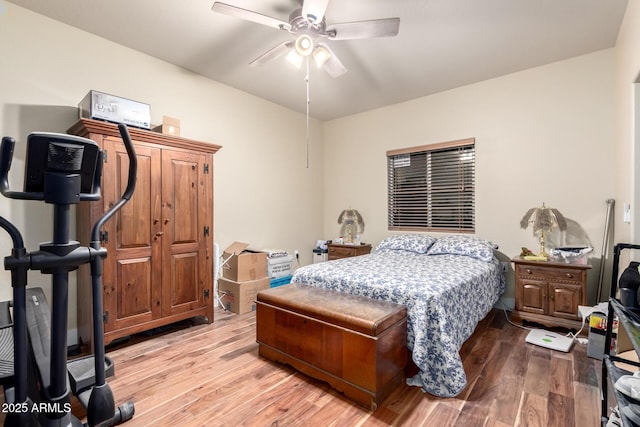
[327,243,372,261]
[511,257,592,330]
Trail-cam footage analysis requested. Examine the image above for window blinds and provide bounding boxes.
[387,139,475,232]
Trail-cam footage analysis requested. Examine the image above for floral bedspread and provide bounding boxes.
[290,248,505,397]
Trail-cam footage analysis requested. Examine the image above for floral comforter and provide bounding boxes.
[290,248,505,397]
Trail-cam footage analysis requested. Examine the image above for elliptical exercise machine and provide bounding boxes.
[0,123,136,426]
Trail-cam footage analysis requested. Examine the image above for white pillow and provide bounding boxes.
[375,234,437,254]
[427,235,497,261]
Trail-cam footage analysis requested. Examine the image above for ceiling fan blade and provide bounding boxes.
[317,42,347,78]
[326,17,400,40]
[212,2,292,31]
[302,0,330,23]
[249,41,294,67]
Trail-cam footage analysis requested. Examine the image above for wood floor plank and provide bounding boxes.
[390,393,437,426]
[547,392,575,427]
[243,378,328,426]
[572,343,601,387]
[500,328,530,378]
[488,375,525,425]
[549,355,574,397]
[461,343,509,419]
[461,327,502,391]
[485,419,513,427]
[421,402,460,427]
[177,361,299,422]
[523,353,551,397]
[574,382,600,427]
[304,390,369,427]
[459,309,498,360]
[455,411,489,427]
[516,391,548,427]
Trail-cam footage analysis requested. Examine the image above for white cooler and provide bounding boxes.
[267,255,293,278]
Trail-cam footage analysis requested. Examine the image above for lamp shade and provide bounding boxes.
[285,49,304,68]
[338,208,364,242]
[312,45,331,67]
[519,203,567,233]
[294,34,314,57]
[520,202,566,259]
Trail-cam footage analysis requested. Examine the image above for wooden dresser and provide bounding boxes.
[511,257,592,330]
[69,119,221,348]
[327,243,372,260]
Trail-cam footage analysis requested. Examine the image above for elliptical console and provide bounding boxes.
[0,123,136,426]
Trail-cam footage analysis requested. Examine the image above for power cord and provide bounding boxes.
[496,301,588,345]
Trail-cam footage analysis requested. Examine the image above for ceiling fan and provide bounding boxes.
[211,0,400,77]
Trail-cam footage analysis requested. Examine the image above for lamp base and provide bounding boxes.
[537,232,549,261]
[536,250,549,261]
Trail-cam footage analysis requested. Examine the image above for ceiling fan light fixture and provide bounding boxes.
[312,45,331,67]
[285,49,304,68]
[294,34,314,57]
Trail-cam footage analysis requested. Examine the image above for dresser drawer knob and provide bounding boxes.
[526,269,532,274]
[566,273,573,278]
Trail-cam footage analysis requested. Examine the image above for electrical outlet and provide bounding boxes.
[500,262,509,273]
[294,249,299,259]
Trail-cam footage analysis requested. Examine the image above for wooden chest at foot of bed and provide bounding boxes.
[256,283,407,410]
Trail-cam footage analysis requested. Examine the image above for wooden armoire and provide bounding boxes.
[69,119,221,348]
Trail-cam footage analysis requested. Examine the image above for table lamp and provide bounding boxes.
[338,208,364,243]
[520,202,567,260]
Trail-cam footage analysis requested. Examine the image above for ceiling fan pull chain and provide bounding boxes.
[306,56,310,169]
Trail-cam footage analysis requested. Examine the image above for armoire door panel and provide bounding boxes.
[166,159,199,244]
[103,138,162,253]
[170,252,199,306]
[102,137,163,331]
[117,257,154,318]
[117,151,153,248]
[161,149,210,317]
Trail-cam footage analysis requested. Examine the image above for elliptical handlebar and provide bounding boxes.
[0,129,110,202]
[0,137,17,199]
[90,123,137,247]
[118,123,137,203]
[86,123,137,426]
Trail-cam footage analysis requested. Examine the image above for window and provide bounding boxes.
[387,138,475,232]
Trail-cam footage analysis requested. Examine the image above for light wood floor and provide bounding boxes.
[4,308,603,426]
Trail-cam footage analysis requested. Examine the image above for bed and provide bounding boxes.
[290,233,506,397]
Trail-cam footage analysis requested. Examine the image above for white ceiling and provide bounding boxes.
[8,0,629,121]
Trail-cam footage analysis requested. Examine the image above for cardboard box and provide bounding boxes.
[587,312,611,359]
[153,115,181,136]
[587,311,632,359]
[223,242,267,282]
[218,277,270,314]
[267,255,293,278]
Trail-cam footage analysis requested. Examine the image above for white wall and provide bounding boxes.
[615,2,640,246]
[323,50,616,305]
[0,4,324,341]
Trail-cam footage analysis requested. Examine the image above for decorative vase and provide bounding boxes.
[619,261,640,307]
